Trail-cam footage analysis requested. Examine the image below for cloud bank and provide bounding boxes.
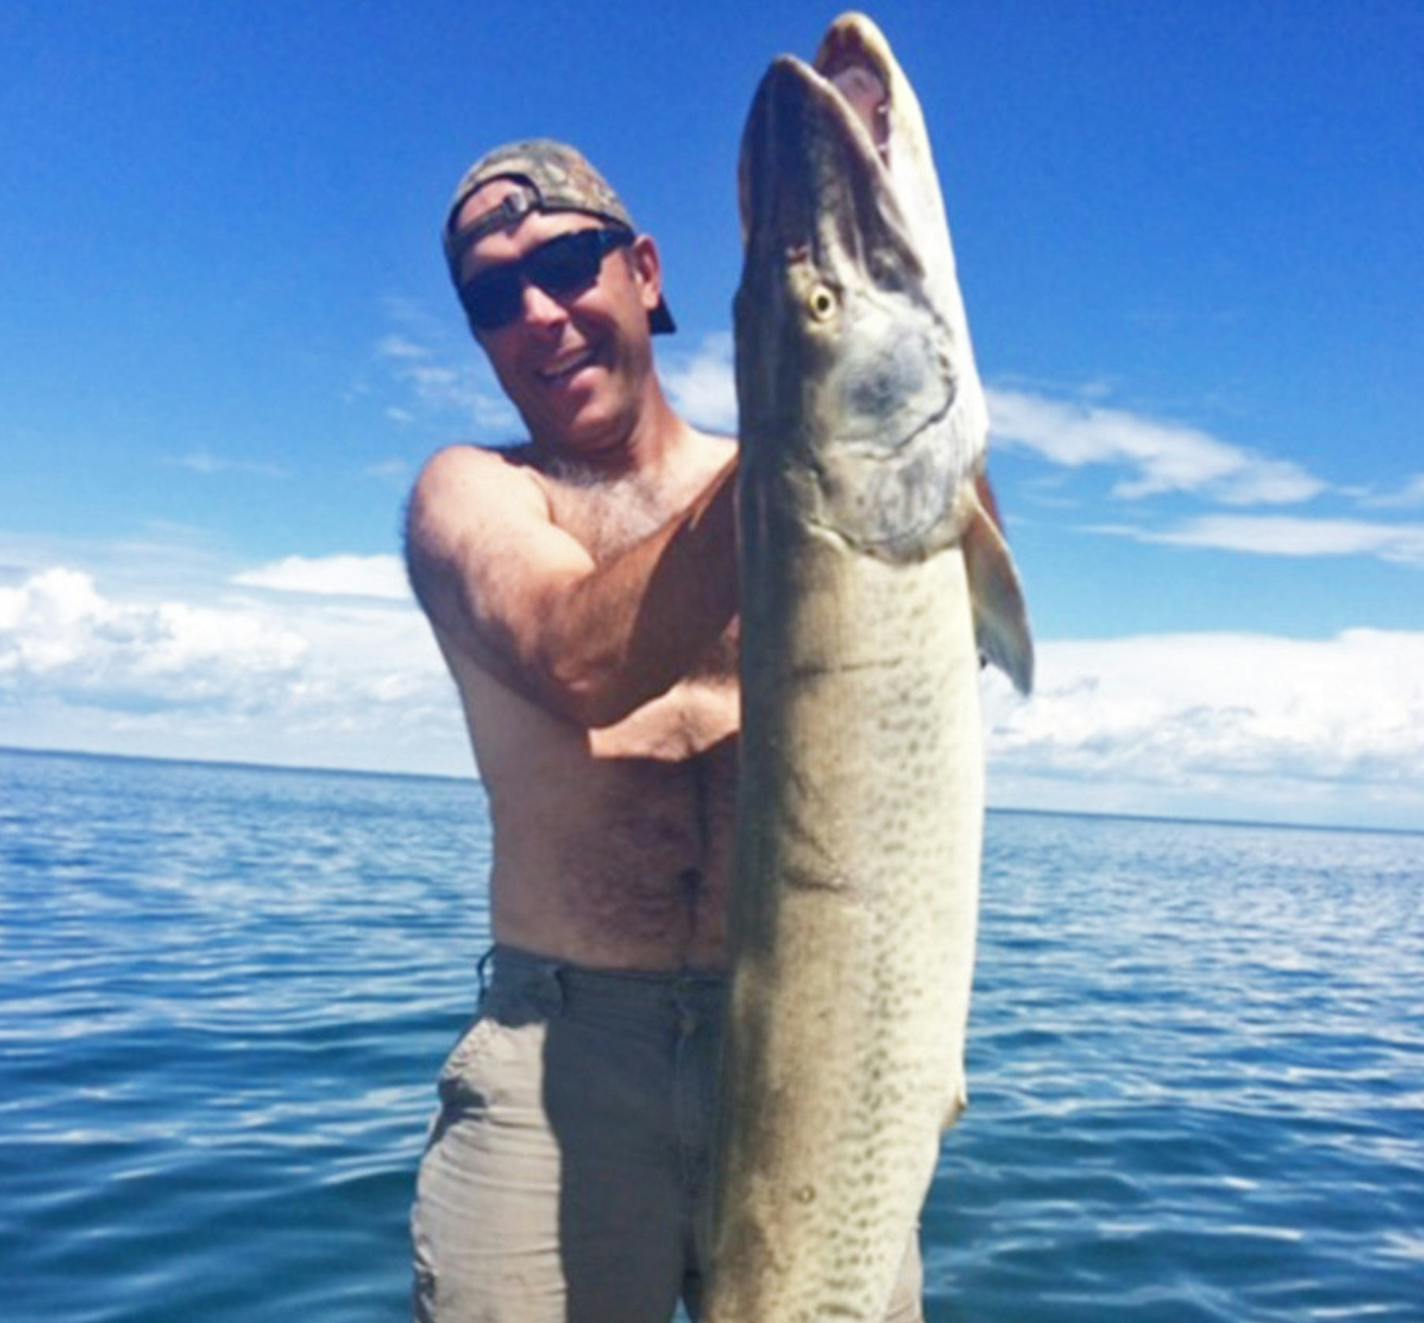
[643,346,1422,574]
[1357,474,1424,510]
[660,333,739,434]
[984,630,1424,828]
[639,346,1350,519]
[985,388,1325,505]
[3,564,1422,827]
[374,311,517,436]
[1091,515,1424,565]
[231,554,411,600]
[0,568,307,709]
[0,565,469,778]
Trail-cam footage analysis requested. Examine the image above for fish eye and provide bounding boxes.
[807,286,837,321]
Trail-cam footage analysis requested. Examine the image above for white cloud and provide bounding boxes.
[0,565,470,778]
[660,333,739,434]
[171,451,289,479]
[984,630,1424,829]
[6,564,1422,827]
[1359,474,1424,510]
[374,317,517,435]
[1090,514,1424,565]
[376,334,431,361]
[364,458,412,484]
[640,353,1329,513]
[408,360,516,432]
[231,554,411,600]
[0,568,308,707]
[986,388,1325,505]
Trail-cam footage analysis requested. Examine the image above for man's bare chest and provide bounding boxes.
[540,465,740,685]
[539,466,695,563]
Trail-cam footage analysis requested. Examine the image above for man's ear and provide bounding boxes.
[629,234,663,317]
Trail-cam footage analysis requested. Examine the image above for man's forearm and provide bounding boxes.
[547,458,738,727]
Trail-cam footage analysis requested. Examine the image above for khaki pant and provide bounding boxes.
[411,945,923,1322]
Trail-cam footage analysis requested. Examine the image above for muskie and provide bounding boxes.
[705,13,1032,1321]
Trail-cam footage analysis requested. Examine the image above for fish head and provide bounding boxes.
[735,15,987,560]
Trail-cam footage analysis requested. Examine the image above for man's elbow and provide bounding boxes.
[562,694,631,731]
[539,653,647,731]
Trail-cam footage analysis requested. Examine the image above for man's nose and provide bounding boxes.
[520,280,569,329]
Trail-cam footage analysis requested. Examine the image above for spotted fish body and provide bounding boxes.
[705,14,1032,1321]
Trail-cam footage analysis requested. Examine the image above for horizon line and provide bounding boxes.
[3,742,1419,840]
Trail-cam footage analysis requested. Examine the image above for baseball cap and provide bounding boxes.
[443,139,676,335]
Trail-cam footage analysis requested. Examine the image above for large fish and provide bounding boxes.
[705,13,1032,1321]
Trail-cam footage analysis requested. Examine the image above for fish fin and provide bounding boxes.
[943,1080,969,1132]
[963,473,1034,695]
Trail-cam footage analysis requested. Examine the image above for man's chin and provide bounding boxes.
[528,359,610,422]
[521,393,621,458]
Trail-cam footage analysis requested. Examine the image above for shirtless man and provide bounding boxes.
[405,141,921,1322]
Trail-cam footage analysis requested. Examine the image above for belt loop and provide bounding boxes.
[475,946,496,1004]
[673,975,698,1036]
[532,959,565,1016]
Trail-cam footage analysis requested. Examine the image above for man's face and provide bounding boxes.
[451,179,665,461]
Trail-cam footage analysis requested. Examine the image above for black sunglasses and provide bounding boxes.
[457,228,635,332]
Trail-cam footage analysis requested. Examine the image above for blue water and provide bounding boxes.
[2,748,1421,1322]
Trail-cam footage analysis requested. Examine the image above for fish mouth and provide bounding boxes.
[814,14,896,165]
[738,42,920,287]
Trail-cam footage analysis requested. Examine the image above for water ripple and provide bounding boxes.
[2,753,1420,1322]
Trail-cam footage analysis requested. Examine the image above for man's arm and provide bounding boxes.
[405,446,738,729]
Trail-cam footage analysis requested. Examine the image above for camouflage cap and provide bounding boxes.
[443,138,675,335]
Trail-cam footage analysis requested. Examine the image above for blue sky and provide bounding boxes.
[3,1,1422,829]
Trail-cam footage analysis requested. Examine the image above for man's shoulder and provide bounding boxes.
[413,440,543,485]
[411,442,551,511]
[701,431,738,456]
[686,428,739,480]
[405,442,554,561]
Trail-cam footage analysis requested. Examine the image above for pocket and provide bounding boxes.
[436,1013,499,1098]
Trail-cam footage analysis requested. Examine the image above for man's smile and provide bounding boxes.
[535,344,601,387]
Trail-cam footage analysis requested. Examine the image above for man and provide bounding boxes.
[405,140,921,1322]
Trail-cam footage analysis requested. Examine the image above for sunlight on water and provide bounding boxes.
[931,812,1424,1323]
[2,750,1420,1322]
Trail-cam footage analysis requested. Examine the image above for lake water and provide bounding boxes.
[2,747,1421,1322]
